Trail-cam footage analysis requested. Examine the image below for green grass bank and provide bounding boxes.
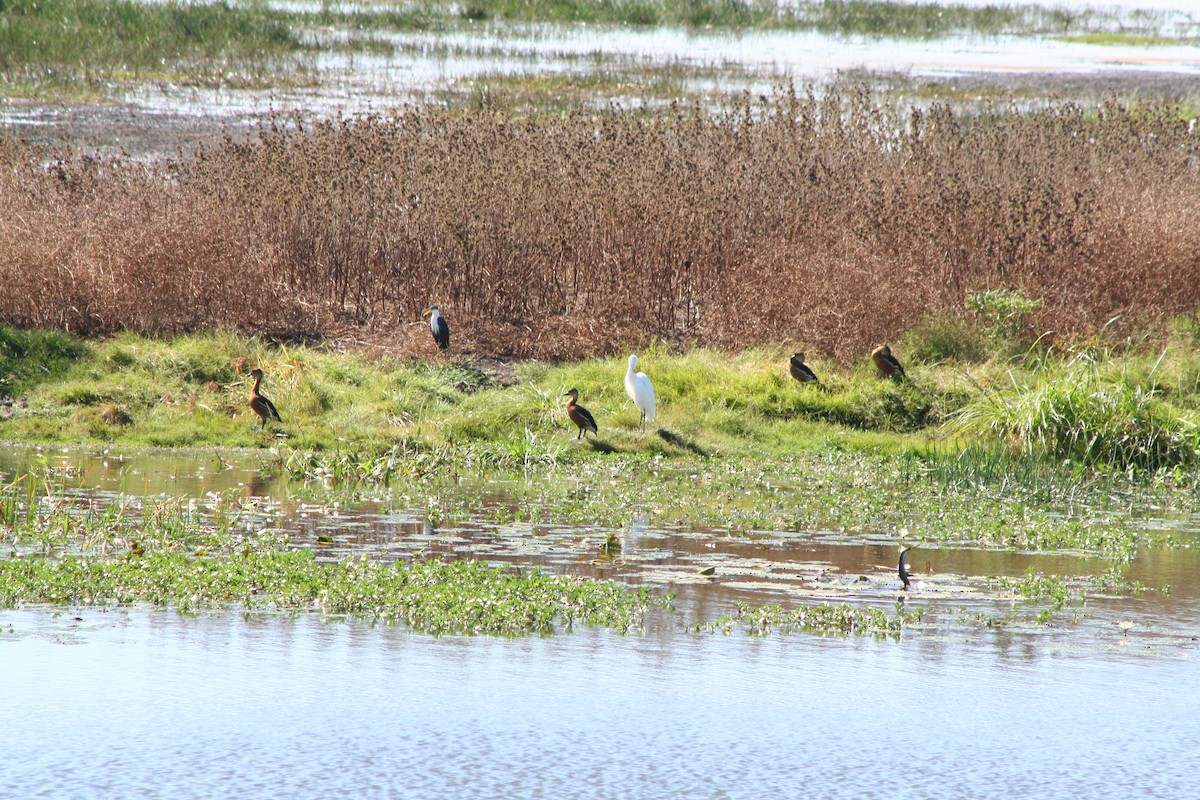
[3,324,1200,472]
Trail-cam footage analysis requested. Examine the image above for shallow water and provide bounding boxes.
[6,6,1200,155]
[125,21,1200,121]
[1,609,1197,799]
[4,445,1200,644]
[4,445,1200,796]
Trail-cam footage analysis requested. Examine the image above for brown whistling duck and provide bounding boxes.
[872,344,906,380]
[564,388,598,439]
[789,352,820,385]
[246,368,282,430]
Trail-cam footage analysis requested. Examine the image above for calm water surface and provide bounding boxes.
[2,609,1198,800]
[3,446,1200,797]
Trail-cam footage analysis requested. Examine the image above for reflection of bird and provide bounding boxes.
[789,352,820,385]
[872,344,906,379]
[564,388,598,439]
[423,304,450,351]
[247,368,282,430]
[899,544,918,590]
[624,355,656,431]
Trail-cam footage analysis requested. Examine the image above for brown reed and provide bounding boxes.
[2,85,1198,360]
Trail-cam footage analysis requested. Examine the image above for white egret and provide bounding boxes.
[624,354,656,432]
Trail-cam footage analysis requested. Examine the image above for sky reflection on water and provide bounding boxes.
[2,609,1198,799]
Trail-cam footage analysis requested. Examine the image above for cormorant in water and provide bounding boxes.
[899,545,918,590]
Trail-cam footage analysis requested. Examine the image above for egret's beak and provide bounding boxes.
[422,309,432,318]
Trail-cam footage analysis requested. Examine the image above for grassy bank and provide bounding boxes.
[0,327,949,454]
[3,325,1200,559]
[3,326,1199,469]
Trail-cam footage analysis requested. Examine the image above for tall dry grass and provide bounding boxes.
[2,86,1198,359]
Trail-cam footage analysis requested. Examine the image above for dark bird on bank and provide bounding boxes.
[872,344,906,380]
[564,388,599,440]
[423,305,450,351]
[247,368,282,430]
[899,544,918,591]
[789,352,820,386]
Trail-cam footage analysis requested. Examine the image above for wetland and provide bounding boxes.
[4,0,1200,796]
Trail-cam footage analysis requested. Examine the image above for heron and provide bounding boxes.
[872,344,906,380]
[246,368,282,430]
[423,305,450,351]
[789,352,820,385]
[624,354,656,432]
[899,544,918,590]
[564,388,598,440]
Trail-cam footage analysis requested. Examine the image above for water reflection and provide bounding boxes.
[1,609,1197,799]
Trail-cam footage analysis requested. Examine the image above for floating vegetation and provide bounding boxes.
[694,600,924,636]
[0,479,663,635]
[0,550,662,635]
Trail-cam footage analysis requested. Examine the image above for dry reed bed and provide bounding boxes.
[2,87,1198,359]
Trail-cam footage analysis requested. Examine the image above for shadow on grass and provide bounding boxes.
[657,428,708,457]
[586,439,620,454]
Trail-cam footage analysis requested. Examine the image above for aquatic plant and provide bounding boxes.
[694,600,923,636]
[0,476,664,634]
[0,550,662,635]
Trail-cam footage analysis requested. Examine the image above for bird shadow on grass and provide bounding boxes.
[586,439,620,454]
[657,428,708,457]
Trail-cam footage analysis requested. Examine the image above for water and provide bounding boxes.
[7,6,1200,157]
[1,609,1197,799]
[124,22,1200,121]
[5,444,1200,642]
[3,445,1200,796]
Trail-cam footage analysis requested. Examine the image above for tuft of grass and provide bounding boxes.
[955,350,1200,473]
[0,326,87,397]
[1056,33,1197,47]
